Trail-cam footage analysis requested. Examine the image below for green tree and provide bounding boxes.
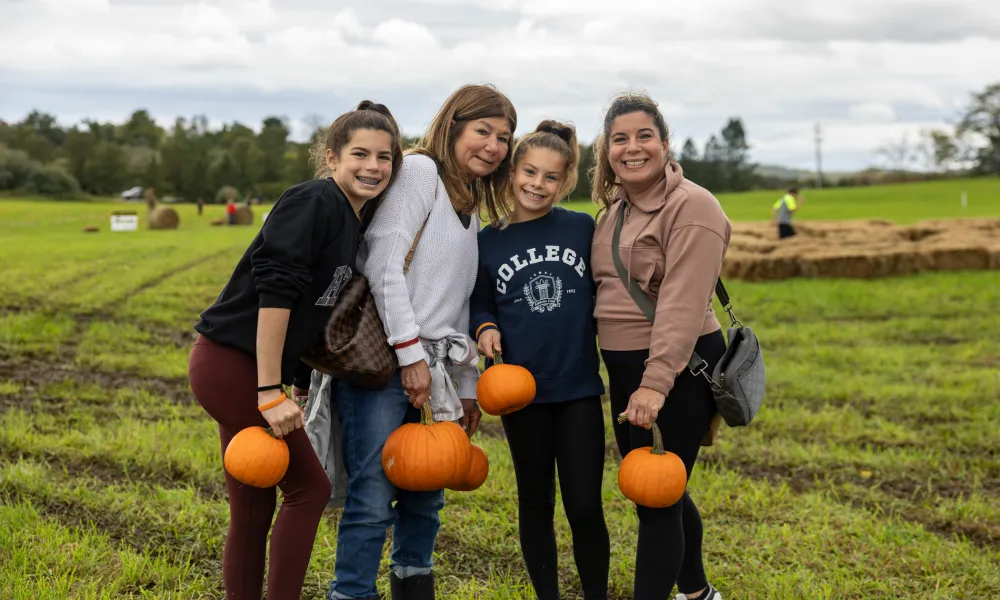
[120,109,163,148]
[956,82,1000,174]
[258,117,290,183]
[719,117,757,191]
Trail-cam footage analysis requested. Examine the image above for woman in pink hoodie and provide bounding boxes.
[590,92,732,600]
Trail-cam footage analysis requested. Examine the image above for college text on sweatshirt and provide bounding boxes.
[470,207,605,404]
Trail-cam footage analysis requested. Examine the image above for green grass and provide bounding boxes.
[1,181,999,599]
[564,175,1000,223]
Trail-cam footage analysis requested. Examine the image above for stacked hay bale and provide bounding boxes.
[721,217,1000,282]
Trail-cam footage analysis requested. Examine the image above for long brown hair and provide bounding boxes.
[408,84,517,225]
[309,100,404,222]
[496,119,580,227]
[589,92,671,215]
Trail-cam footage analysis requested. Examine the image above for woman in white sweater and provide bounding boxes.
[326,83,517,600]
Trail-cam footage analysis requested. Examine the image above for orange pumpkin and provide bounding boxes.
[382,403,472,491]
[449,443,489,492]
[224,426,290,488]
[476,351,536,416]
[616,417,687,508]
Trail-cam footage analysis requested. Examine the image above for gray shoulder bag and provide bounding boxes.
[611,203,765,427]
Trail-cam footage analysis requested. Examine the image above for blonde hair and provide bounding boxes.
[496,119,580,227]
[407,84,518,225]
[589,92,671,216]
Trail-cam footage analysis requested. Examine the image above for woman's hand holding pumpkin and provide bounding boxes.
[620,386,666,429]
[401,359,432,408]
[258,389,304,438]
[477,330,502,360]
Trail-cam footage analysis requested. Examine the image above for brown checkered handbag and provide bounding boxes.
[301,221,428,389]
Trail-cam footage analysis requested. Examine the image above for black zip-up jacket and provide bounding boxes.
[194,177,362,387]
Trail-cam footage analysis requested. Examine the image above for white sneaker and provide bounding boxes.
[675,584,722,600]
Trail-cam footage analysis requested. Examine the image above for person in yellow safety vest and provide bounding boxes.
[772,187,802,239]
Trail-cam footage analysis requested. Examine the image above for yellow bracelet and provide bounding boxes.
[476,322,498,339]
[257,393,286,412]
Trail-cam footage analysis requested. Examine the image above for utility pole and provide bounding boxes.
[814,123,823,189]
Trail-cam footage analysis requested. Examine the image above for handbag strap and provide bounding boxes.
[402,156,448,274]
[610,201,736,376]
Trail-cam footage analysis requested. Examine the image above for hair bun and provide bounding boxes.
[355,100,392,117]
[536,120,575,144]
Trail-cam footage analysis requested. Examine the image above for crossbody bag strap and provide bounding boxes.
[610,202,657,321]
[403,157,448,273]
[610,202,730,376]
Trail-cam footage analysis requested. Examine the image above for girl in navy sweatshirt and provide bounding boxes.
[470,120,610,600]
[188,101,403,600]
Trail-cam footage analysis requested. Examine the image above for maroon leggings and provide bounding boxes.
[188,334,331,600]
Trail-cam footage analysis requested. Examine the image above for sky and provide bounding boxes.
[1,0,998,172]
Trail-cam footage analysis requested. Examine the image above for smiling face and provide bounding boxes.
[326,128,394,211]
[510,147,567,221]
[607,111,669,193]
[452,117,512,179]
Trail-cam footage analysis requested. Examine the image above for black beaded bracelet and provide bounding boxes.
[257,383,284,392]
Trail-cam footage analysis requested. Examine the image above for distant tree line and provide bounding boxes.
[1,81,996,201]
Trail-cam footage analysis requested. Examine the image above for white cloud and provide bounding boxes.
[332,8,368,39]
[0,0,997,169]
[371,19,439,48]
[849,102,898,122]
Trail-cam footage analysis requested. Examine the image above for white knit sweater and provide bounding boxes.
[358,153,481,401]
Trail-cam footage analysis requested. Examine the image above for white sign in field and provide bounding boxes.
[110,212,139,232]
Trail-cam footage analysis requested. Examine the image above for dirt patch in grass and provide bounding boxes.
[0,443,226,501]
[0,358,193,405]
[475,418,506,439]
[723,218,1000,281]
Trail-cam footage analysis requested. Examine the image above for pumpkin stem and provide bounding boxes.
[420,401,433,425]
[651,422,665,455]
[614,413,666,455]
[493,350,504,365]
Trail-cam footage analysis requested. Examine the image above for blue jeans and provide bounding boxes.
[328,371,445,600]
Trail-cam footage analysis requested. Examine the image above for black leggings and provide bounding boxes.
[601,329,726,599]
[501,395,610,600]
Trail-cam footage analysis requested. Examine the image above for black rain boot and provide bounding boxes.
[389,572,435,600]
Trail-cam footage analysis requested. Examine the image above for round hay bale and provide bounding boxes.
[234,205,254,226]
[82,225,99,233]
[149,207,180,230]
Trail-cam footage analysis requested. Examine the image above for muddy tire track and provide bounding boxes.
[0,357,193,405]
[0,441,226,501]
[97,247,239,313]
[0,482,225,583]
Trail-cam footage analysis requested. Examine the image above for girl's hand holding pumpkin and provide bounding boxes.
[477,330,502,360]
[620,386,666,429]
[258,390,304,438]
[459,398,481,437]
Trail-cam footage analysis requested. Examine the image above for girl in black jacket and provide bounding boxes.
[188,101,403,600]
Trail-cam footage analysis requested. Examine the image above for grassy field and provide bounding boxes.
[1,177,999,599]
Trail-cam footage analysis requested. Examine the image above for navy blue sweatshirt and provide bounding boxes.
[194,177,363,388]
[470,207,605,404]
